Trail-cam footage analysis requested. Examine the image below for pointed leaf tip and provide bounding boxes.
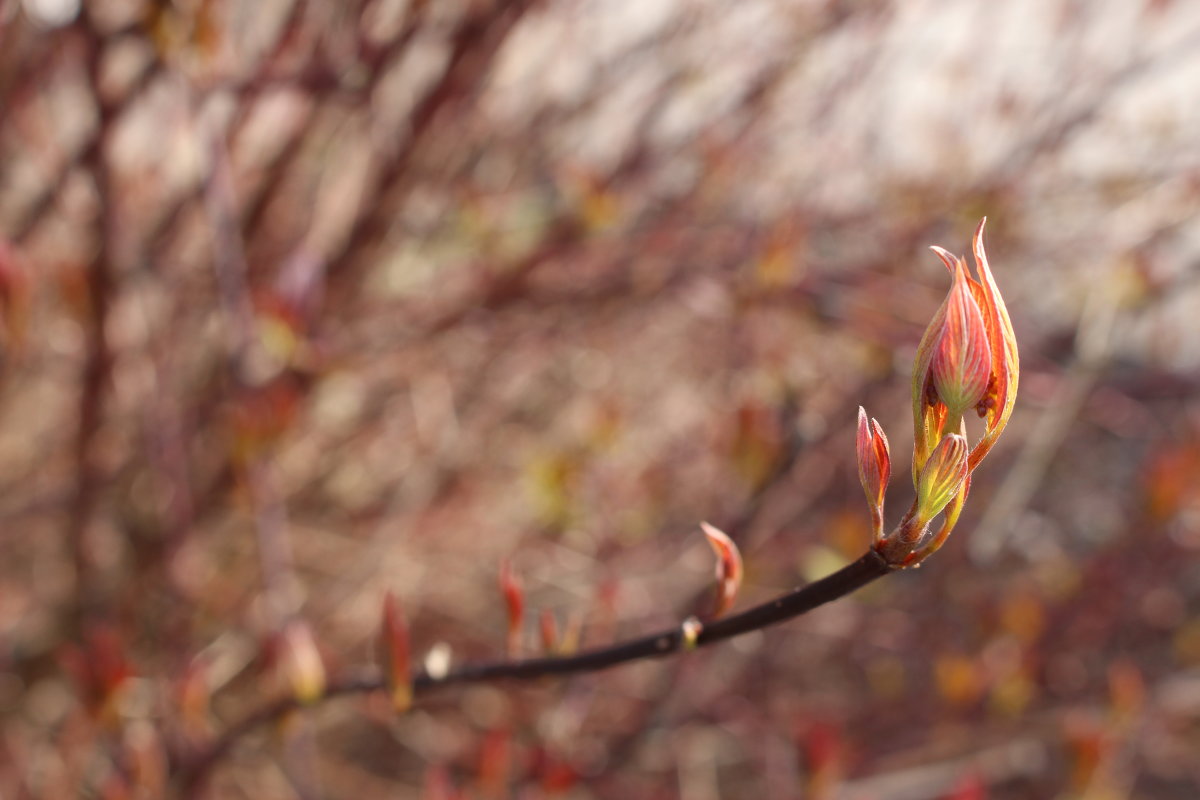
[929,245,959,272]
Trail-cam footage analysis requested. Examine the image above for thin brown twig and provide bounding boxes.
[177,548,894,794]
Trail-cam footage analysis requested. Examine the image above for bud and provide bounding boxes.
[61,625,134,726]
[498,559,524,658]
[965,218,1020,469]
[855,407,891,542]
[700,522,743,618]
[539,609,559,655]
[929,258,992,419]
[913,219,1018,473]
[915,433,969,524]
[176,657,212,743]
[380,592,413,713]
[558,610,583,656]
[877,220,1018,567]
[681,616,703,650]
[280,620,326,705]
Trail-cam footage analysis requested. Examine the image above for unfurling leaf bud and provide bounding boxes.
[176,658,212,742]
[929,258,992,419]
[855,407,891,542]
[916,433,969,524]
[380,592,413,713]
[912,219,1019,474]
[499,559,524,658]
[873,219,1018,567]
[700,522,743,618]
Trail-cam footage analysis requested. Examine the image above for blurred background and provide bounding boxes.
[2,0,1200,797]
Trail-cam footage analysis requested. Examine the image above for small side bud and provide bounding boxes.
[855,407,891,541]
[499,559,524,658]
[700,522,743,618]
[558,610,583,656]
[539,609,559,655]
[916,433,969,523]
[61,624,132,724]
[176,657,212,743]
[280,620,326,705]
[424,642,452,680]
[681,616,703,650]
[380,592,413,713]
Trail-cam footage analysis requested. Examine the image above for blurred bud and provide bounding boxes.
[700,522,743,617]
[731,400,784,489]
[594,577,619,643]
[280,620,326,705]
[539,609,559,655]
[855,408,891,542]
[176,657,212,742]
[477,727,512,799]
[499,559,524,658]
[680,616,703,650]
[381,592,413,713]
[558,610,583,656]
[800,719,844,799]
[916,433,969,524]
[1108,659,1145,726]
[228,378,302,463]
[530,746,580,793]
[61,624,132,724]
[1063,712,1109,791]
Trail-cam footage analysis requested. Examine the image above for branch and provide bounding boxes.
[67,19,118,630]
[177,549,893,794]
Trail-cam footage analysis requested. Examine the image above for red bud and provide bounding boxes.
[499,559,524,658]
[856,407,891,542]
[279,620,326,705]
[381,592,413,712]
[539,609,559,655]
[928,254,992,419]
[700,522,743,618]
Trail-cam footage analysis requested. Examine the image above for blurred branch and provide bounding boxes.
[204,125,303,629]
[177,549,893,793]
[66,17,118,629]
[324,0,540,290]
